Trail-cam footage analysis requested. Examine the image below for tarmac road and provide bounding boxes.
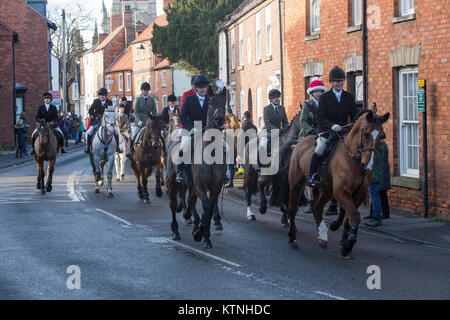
[0,148,449,299]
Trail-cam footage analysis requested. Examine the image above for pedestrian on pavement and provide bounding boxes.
[59,113,70,147]
[14,118,28,158]
[78,117,85,144]
[71,114,81,144]
[365,139,385,227]
[19,112,29,155]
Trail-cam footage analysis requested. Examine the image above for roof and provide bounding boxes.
[221,0,266,28]
[105,46,133,73]
[131,14,167,45]
[154,58,171,70]
[94,25,124,51]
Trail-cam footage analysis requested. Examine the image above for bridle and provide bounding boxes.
[97,112,114,149]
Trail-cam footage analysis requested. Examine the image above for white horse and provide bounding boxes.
[114,132,129,181]
[89,109,117,197]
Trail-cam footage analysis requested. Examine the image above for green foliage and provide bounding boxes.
[152,0,242,79]
[431,216,445,222]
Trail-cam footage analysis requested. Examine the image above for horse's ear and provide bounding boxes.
[380,112,390,123]
[366,110,374,122]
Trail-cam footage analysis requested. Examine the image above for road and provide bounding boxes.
[0,148,449,300]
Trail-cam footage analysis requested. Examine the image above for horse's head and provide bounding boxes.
[207,88,227,130]
[103,109,116,126]
[36,120,50,144]
[352,110,390,170]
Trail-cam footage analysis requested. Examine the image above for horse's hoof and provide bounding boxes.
[184,218,193,225]
[214,223,223,231]
[176,203,183,213]
[98,180,104,187]
[330,221,340,232]
[172,233,181,241]
[344,253,354,260]
[156,188,163,198]
[259,205,267,214]
[247,215,256,221]
[289,240,299,249]
[95,188,100,194]
[160,181,165,187]
[340,245,350,257]
[120,174,125,180]
[282,222,289,228]
[108,192,114,198]
[203,239,213,249]
[116,178,120,182]
[40,190,46,195]
[138,193,144,199]
[36,182,41,190]
[46,185,52,193]
[317,238,328,249]
[193,226,203,242]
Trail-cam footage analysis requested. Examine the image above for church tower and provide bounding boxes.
[101,0,110,34]
[109,0,158,29]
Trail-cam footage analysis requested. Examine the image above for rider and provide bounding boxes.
[297,77,326,141]
[31,92,67,154]
[176,74,210,183]
[84,87,122,154]
[126,82,157,159]
[115,103,130,140]
[307,66,358,187]
[179,74,200,123]
[161,94,179,127]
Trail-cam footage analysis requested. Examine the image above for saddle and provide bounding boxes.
[132,127,146,150]
[317,133,340,190]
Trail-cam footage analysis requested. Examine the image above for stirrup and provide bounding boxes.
[307,174,320,187]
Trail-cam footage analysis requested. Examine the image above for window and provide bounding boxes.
[247,37,252,64]
[310,0,320,33]
[240,90,245,118]
[256,13,262,60]
[135,46,139,61]
[106,76,112,92]
[352,0,362,26]
[229,90,236,114]
[399,68,419,177]
[400,0,414,16]
[239,24,244,66]
[148,43,151,59]
[136,77,141,93]
[265,5,272,57]
[155,71,158,91]
[147,76,151,86]
[349,73,363,109]
[257,87,262,128]
[162,71,167,88]
[126,73,131,92]
[119,74,123,91]
[266,85,273,105]
[162,95,167,108]
[230,29,235,70]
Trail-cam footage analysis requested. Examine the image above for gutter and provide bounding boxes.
[278,0,284,106]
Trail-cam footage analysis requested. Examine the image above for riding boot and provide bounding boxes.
[30,132,37,155]
[176,163,185,183]
[126,139,134,160]
[114,133,122,153]
[307,153,322,187]
[84,134,92,154]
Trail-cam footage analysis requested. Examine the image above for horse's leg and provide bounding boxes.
[169,178,180,240]
[312,191,332,249]
[39,161,46,195]
[334,190,359,259]
[258,176,270,214]
[121,154,126,180]
[287,179,305,249]
[155,168,163,198]
[244,165,256,221]
[107,155,114,197]
[213,203,223,230]
[142,168,150,204]
[114,154,120,181]
[36,160,42,190]
[45,159,55,193]
[193,190,209,244]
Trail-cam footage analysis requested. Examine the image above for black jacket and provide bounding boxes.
[89,98,112,118]
[161,106,179,125]
[180,94,209,131]
[36,104,59,123]
[317,89,358,133]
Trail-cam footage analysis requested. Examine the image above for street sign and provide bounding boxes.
[418,79,426,112]
[105,79,114,85]
[51,91,61,99]
[52,99,62,106]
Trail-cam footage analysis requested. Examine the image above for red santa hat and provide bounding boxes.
[307,77,326,95]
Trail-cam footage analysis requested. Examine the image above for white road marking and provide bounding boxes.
[67,173,81,202]
[95,208,133,226]
[314,291,347,300]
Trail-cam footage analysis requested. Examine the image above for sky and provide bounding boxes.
[47,0,164,46]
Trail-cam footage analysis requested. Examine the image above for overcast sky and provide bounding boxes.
[47,0,164,46]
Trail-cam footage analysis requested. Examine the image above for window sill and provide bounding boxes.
[254,59,262,65]
[304,32,320,41]
[238,65,244,71]
[391,13,416,24]
[391,176,420,190]
[345,24,362,34]
[264,55,272,62]
[230,68,235,74]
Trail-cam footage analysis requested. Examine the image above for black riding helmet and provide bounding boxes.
[193,74,209,87]
[168,94,177,102]
[329,66,346,82]
[268,89,281,99]
[191,74,201,86]
[98,87,108,96]
[42,92,52,99]
[140,82,151,91]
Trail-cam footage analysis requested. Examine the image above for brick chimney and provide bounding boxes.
[163,0,173,9]
[135,22,148,38]
[98,33,108,44]
[110,15,122,32]
[123,7,135,47]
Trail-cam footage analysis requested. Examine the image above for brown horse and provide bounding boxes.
[130,114,164,203]
[34,120,59,195]
[287,110,390,258]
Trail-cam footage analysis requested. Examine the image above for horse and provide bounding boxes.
[243,111,303,226]
[114,128,129,182]
[89,110,117,197]
[34,120,59,195]
[130,114,164,203]
[167,88,227,247]
[287,110,390,259]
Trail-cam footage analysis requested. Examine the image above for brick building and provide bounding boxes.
[282,0,449,216]
[219,0,282,127]
[104,46,134,108]
[0,1,53,148]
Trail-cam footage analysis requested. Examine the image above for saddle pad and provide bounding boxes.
[133,127,147,148]
[321,134,340,166]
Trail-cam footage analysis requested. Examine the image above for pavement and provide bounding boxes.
[0,138,85,170]
[224,177,450,250]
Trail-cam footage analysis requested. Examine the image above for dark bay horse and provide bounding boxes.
[287,110,390,258]
[130,115,164,203]
[243,111,302,226]
[34,120,59,195]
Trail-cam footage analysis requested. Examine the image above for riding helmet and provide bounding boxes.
[168,94,177,102]
[328,66,346,82]
[98,87,108,96]
[193,74,209,87]
[42,92,53,99]
[140,82,151,91]
[268,89,281,99]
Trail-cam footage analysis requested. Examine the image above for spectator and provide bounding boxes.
[364,139,385,227]
[14,118,28,158]
[59,113,70,147]
[19,112,29,155]
[120,97,131,116]
[78,117,85,144]
[71,115,81,144]
[379,139,391,219]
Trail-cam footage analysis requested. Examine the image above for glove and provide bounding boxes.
[138,121,144,127]
[189,128,197,136]
[331,124,342,132]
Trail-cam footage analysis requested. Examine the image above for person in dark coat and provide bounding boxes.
[364,140,385,227]
[307,66,359,187]
[85,87,121,154]
[31,92,66,154]
[161,94,179,127]
[120,96,131,116]
[176,74,210,183]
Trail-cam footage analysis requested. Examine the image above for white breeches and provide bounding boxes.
[314,136,327,156]
[88,124,118,136]
[32,127,63,137]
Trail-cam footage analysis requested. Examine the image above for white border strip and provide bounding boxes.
[314,291,347,300]
[95,208,133,226]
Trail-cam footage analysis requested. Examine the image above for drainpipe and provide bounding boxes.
[224,27,230,110]
[278,0,284,106]
[171,66,175,95]
[362,0,368,109]
[12,32,19,129]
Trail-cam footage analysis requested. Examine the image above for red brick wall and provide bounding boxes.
[0,1,50,148]
[282,0,449,216]
[153,68,173,113]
